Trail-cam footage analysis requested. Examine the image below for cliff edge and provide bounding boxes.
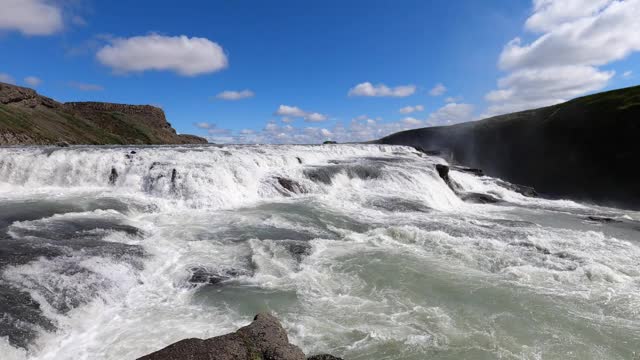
[0,82,207,145]
[377,85,640,209]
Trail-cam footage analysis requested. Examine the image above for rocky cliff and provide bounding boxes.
[377,85,640,209]
[0,82,207,145]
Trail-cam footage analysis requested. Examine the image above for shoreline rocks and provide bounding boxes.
[138,313,343,360]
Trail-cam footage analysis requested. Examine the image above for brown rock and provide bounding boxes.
[138,313,306,360]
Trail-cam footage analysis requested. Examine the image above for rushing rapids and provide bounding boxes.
[0,144,639,360]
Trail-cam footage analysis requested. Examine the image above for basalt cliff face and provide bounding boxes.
[0,82,207,145]
[377,85,640,210]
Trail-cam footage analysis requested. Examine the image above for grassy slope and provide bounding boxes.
[378,85,640,209]
[0,103,204,145]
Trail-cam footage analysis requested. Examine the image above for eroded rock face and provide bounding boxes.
[138,313,306,360]
[0,81,207,145]
[0,82,59,109]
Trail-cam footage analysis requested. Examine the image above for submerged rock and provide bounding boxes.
[414,146,447,157]
[496,180,538,197]
[307,356,344,360]
[459,192,502,204]
[138,313,307,360]
[109,168,118,185]
[56,141,70,147]
[276,177,306,195]
[452,165,484,176]
[586,216,622,224]
[435,164,462,193]
[187,267,248,286]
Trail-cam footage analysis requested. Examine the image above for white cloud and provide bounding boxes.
[275,105,328,122]
[0,0,63,35]
[525,0,613,33]
[194,122,214,129]
[623,70,633,78]
[401,117,423,126]
[69,82,104,91]
[216,89,254,100]
[485,0,640,116]
[485,66,613,116]
[24,76,41,87]
[348,82,416,97]
[212,102,477,145]
[96,34,228,76]
[429,83,447,96]
[445,96,462,103]
[0,73,16,84]
[305,112,328,122]
[427,103,475,126]
[275,105,306,118]
[399,105,424,114]
[320,128,333,137]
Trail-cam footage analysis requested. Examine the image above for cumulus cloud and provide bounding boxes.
[429,83,447,96]
[485,0,640,116]
[0,0,63,35]
[0,73,16,84]
[427,103,475,126]
[445,96,462,103]
[24,76,41,87]
[399,105,424,114]
[275,105,328,122]
[96,34,228,76]
[623,70,633,78]
[69,82,104,91]
[401,117,423,126]
[209,102,477,144]
[485,65,613,116]
[216,89,254,100]
[348,82,416,97]
[194,122,214,129]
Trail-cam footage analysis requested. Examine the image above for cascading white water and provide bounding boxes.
[0,144,639,360]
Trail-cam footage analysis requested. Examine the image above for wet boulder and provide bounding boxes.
[308,356,344,360]
[435,164,462,192]
[459,192,502,204]
[276,177,306,195]
[496,179,538,197]
[586,216,622,223]
[138,313,307,360]
[109,168,118,185]
[452,165,484,176]
[282,240,312,263]
[187,267,248,286]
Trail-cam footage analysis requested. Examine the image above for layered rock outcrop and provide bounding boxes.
[0,82,207,145]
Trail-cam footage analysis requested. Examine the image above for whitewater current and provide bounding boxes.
[0,144,638,360]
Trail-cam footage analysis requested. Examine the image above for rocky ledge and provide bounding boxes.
[0,82,207,145]
[138,313,342,360]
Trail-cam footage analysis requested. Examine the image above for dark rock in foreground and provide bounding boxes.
[138,313,339,360]
[378,85,640,209]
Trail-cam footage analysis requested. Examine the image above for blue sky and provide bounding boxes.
[1,0,639,143]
